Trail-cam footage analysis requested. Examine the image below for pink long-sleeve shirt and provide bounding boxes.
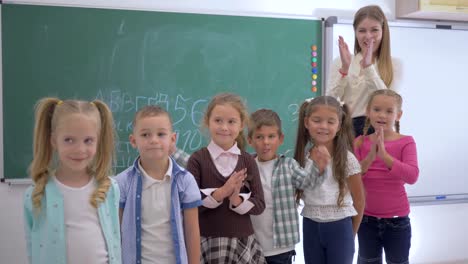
[354,135,419,218]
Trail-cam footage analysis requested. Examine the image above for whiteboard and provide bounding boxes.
[325,19,468,203]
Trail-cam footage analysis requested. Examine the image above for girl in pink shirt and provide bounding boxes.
[354,89,419,264]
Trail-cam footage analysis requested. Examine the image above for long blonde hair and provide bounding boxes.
[29,98,116,212]
[294,96,354,206]
[203,93,249,151]
[353,5,393,87]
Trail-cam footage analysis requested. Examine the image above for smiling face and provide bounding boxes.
[367,94,402,133]
[304,105,340,149]
[208,104,244,150]
[355,17,383,57]
[130,114,176,163]
[248,125,283,162]
[52,113,99,174]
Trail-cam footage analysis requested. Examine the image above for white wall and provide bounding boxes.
[0,184,29,264]
[2,1,468,263]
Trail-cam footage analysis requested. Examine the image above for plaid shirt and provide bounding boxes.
[172,148,190,168]
[262,154,322,248]
[173,149,323,249]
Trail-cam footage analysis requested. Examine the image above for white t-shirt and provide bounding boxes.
[250,158,295,256]
[54,176,108,264]
[139,160,176,264]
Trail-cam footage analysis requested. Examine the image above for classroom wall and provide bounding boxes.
[2,1,468,263]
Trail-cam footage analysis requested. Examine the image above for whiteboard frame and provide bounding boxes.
[324,17,468,205]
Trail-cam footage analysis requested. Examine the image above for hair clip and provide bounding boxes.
[336,97,345,107]
[56,100,63,106]
[305,97,314,103]
[90,101,96,107]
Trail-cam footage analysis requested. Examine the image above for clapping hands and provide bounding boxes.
[360,38,374,69]
[338,36,351,74]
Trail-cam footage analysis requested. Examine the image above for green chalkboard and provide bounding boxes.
[2,4,322,179]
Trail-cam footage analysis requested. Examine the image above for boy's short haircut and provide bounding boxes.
[248,109,283,138]
[132,105,173,129]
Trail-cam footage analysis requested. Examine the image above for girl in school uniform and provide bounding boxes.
[23,98,121,264]
[186,93,266,264]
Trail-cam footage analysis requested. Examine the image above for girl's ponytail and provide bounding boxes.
[89,100,115,208]
[29,98,61,213]
[293,100,313,204]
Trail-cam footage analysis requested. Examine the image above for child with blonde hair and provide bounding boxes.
[294,96,365,264]
[24,98,121,264]
[186,93,266,263]
[354,90,419,264]
[116,105,202,264]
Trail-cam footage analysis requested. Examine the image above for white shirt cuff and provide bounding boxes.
[200,188,223,208]
[229,192,254,215]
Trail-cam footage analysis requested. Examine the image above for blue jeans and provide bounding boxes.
[358,215,412,264]
[265,250,296,264]
[303,217,355,264]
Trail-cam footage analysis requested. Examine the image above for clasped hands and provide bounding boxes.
[213,168,247,207]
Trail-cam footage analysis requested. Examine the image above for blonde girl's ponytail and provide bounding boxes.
[88,100,116,208]
[29,98,62,213]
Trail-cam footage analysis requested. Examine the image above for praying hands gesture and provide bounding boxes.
[360,127,394,172]
[374,127,394,168]
[229,171,246,207]
[212,168,247,203]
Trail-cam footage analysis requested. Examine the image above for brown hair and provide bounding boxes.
[132,105,172,130]
[248,109,283,138]
[357,89,403,147]
[293,96,354,206]
[29,98,115,213]
[203,93,249,151]
[353,5,393,87]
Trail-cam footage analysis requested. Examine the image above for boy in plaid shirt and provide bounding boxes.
[247,109,324,264]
